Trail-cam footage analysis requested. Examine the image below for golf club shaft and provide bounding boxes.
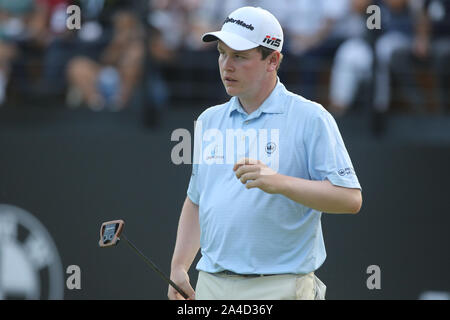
[121,234,190,299]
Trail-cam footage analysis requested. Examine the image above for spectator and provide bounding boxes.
[328,0,374,116]
[282,0,350,101]
[373,0,416,113]
[147,0,191,52]
[391,0,450,114]
[66,9,145,111]
[0,0,47,105]
[0,28,17,105]
[28,0,73,98]
[145,0,195,106]
[157,0,292,104]
[42,0,137,104]
[146,0,226,105]
[328,0,418,116]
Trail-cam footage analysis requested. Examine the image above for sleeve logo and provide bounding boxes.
[338,167,355,176]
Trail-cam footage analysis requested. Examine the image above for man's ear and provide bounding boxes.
[267,51,280,72]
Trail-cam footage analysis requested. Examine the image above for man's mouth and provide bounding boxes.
[224,76,237,83]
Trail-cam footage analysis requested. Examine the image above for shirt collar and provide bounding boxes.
[228,77,285,118]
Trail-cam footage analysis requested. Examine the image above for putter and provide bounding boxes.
[99,219,189,299]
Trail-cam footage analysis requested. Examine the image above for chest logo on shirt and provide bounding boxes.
[207,145,224,161]
[265,142,277,155]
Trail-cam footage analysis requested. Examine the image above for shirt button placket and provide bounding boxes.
[242,120,249,141]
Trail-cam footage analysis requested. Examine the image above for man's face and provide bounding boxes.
[217,41,272,99]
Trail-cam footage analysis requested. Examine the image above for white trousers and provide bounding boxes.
[195,271,326,300]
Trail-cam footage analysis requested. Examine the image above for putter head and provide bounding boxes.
[99,220,125,248]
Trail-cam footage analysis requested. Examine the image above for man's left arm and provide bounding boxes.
[234,158,362,214]
[275,174,362,214]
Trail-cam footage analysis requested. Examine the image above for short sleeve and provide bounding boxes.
[305,111,361,190]
[187,118,202,205]
[187,163,199,205]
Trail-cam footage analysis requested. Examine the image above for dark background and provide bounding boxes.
[0,105,449,300]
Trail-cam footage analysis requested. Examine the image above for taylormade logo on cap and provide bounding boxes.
[202,6,284,52]
[223,17,255,31]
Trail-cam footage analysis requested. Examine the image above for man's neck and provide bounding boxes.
[238,75,277,115]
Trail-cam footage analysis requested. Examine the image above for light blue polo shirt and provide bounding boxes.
[187,79,361,275]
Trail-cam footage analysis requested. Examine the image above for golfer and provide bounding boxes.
[168,6,362,300]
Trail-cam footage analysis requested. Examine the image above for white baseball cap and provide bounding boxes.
[202,6,284,52]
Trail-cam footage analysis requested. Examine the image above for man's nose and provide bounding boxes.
[222,56,235,72]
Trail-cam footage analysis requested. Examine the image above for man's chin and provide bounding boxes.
[224,87,240,97]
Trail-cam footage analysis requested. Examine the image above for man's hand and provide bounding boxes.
[168,267,195,300]
[233,158,283,194]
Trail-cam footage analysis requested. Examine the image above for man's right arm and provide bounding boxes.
[168,196,200,300]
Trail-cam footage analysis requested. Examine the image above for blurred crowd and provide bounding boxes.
[0,0,449,117]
